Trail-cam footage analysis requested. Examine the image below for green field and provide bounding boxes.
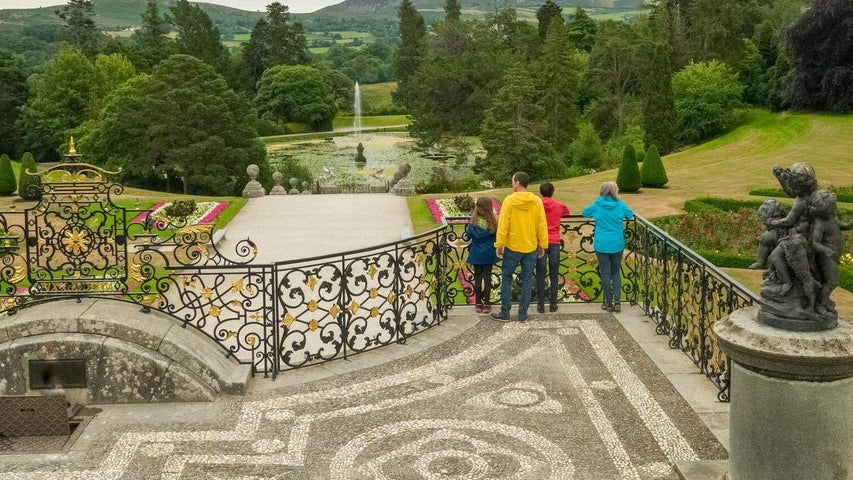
[333,115,409,129]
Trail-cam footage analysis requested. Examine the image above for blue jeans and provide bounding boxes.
[596,251,623,307]
[536,243,561,307]
[500,248,538,319]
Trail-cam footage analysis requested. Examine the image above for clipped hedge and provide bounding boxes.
[18,152,41,200]
[750,186,853,203]
[0,154,16,196]
[640,145,668,188]
[840,265,853,293]
[683,197,766,214]
[616,144,641,193]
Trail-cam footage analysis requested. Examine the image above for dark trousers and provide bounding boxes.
[472,264,493,307]
[596,251,623,307]
[536,243,562,307]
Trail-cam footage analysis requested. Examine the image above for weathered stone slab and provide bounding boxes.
[159,325,251,395]
[3,298,98,339]
[95,337,213,403]
[78,300,171,350]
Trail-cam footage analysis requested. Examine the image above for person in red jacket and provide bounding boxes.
[536,182,571,313]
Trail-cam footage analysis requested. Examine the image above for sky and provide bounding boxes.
[0,1,343,14]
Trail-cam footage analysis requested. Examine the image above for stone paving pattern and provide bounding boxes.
[0,312,726,479]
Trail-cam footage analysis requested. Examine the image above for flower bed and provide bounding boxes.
[132,202,229,225]
[426,198,501,224]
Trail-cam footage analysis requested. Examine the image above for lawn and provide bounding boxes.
[407,109,853,313]
[333,115,409,129]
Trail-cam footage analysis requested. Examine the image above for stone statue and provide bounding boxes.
[288,177,300,195]
[355,142,367,163]
[751,163,851,331]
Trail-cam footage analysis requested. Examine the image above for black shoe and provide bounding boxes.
[490,312,511,322]
[612,303,621,312]
[601,303,613,312]
[518,316,528,323]
[549,304,558,313]
[537,304,545,313]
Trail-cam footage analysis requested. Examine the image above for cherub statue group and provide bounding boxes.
[750,163,850,331]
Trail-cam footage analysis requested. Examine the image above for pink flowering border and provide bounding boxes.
[425,198,501,224]
[130,201,229,225]
[198,202,229,224]
[131,202,165,223]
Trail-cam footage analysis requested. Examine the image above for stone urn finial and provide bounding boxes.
[241,164,266,198]
[269,171,285,195]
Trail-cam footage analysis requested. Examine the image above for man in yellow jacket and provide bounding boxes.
[491,171,548,322]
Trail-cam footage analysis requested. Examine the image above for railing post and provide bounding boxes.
[339,254,349,360]
[271,265,280,380]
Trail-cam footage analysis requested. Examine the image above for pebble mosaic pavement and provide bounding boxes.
[0,312,727,479]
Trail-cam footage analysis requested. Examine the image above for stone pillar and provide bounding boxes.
[714,306,853,480]
[242,164,266,198]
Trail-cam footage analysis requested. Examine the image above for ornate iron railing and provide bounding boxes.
[0,162,754,397]
[629,216,757,401]
[445,214,757,402]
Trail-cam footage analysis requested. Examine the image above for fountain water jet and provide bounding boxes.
[353,81,362,139]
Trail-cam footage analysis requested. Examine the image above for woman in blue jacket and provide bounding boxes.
[581,182,634,312]
[467,197,499,313]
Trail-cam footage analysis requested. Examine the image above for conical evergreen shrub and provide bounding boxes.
[0,154,17,196]
[640,145,668,188]
[616,145,641,193]
[18,152,42,200]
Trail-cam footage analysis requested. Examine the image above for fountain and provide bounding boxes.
[353,81,362,139]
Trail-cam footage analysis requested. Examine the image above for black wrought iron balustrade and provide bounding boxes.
[443,214,756,401]
[0,162,754,396]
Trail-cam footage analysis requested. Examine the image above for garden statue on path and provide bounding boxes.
[751,162,851,331]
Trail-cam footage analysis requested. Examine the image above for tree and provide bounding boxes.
[405,17,511,146]
[616,145,641,193]
[17,45,96,162]
[672,60,743,144]
[0,154,16,195]
[535,16,579,152]
[393,0,426,108]
[445,0,461,22]
[130,0,174,72]
[0,49,28,158]
[56,0,101,56]
[242,2,309,90]
[84,55,267,195]
[587,21,640,136]
[477,63,550,182]
[640,145,668,187]
[536,1,563,42]
[567,8,596,52]
[254,65,337,131]
[638,4,676,153]
[568,122,604,170]
[787,0,853,112]
[18,152,41,200]
[168,0,231,77]
[685,0,744,66]
[91,53,136,115]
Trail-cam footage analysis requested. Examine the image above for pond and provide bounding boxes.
[266,133,479,190]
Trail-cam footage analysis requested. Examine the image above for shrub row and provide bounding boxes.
[750,186,853,203]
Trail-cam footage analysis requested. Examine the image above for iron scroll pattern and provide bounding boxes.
[272,229,448,373]
[630,216,757,402]
[444,216,608,306]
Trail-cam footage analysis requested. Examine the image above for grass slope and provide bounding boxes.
[540,110,853,218]
[444,109,853,312]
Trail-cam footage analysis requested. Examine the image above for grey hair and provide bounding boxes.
[600,181,619,199]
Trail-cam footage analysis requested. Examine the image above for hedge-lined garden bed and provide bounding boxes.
[652,197,853,291]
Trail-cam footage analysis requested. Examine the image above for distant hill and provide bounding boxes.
[313,0,647,19]
[0,0,263,32]
[0,0,647,30]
